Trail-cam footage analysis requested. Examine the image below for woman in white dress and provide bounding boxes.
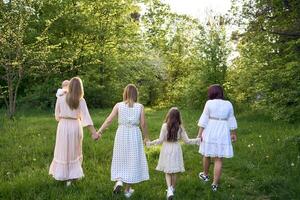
[197,84,237,192]
[49,77,99,186]
[97,84,149,198]
[147,107,200,200]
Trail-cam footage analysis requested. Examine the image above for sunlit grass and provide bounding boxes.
[0,108,299,199]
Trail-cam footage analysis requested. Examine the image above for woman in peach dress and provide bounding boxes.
[49,77,99,186]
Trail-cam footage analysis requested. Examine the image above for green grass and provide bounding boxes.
[0,108,300,200]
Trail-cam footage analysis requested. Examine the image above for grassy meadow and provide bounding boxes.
[0,108,299,200]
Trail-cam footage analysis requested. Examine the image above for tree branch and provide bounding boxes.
[261,27,300,37]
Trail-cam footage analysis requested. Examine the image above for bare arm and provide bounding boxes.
[97,104,118,135]
[148,124,166,146]
[181,127,200,145]
[140,105,149,142]
[197,127,205,142]
[54,99,60,122]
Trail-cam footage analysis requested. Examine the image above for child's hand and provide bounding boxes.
[145,141,151,147]
[143,138,150,145]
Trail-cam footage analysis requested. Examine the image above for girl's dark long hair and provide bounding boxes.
[165,107,182,142]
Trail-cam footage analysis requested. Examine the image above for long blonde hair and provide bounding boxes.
[123,84,138,107]
[66,77,84,109]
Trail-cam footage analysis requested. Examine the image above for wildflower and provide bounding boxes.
[291,163,295,167]
[251,143,254,146]
[266,155,269,158]
[19,145,22,148]
[248,144,251,148]
[33,158,36,161]
[259,135,262,138]
[277,138,280,141]
[7,172,10,175]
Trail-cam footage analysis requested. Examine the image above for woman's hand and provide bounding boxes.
[197,133,203,142]
[231,133,237,142]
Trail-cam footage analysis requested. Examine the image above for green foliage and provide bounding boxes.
[227,0,300,121]
[1,0,299,122]
[143,1,229,108]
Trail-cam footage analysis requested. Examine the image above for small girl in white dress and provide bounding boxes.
[97,84,149,198]
[197,84,237,192]
[147,107,200,200]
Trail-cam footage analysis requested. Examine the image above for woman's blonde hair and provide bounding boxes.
[123,84,138,107]
[66,77,84,109]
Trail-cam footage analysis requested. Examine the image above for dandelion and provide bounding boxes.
[248,144,251,148]
[266,155,269,158]
[33,158,36,161]
[251,143,254,146]
[19,145,22,148]
[259,135,262,138]
[6,172,10,175]
[291,163,295,167]
[277,138,280,141]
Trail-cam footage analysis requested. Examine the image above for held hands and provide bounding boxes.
[144,138,151,147]
[92,132,100,141]
[197,133,203,142]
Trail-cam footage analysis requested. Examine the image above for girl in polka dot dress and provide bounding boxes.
[97,84,150,198]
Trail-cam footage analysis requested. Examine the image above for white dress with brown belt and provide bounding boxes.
[49,95,93,181]
[198,99,238,158]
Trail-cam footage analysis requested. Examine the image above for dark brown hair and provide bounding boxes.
[66,77,84,110]
[165,107,182,142]
[123,84,138,107]
[208,84,224,100]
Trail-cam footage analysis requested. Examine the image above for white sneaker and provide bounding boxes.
[171,186,175,193]
[113,180,123,194]
[124,188,134,198]
[66,181,72,187]
[211,184,218,192]
[199,172,210,182]
[167,187,174,200]
[165,186,175,193]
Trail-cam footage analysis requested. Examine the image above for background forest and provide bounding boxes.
[1,1,300,199]
[1,0,299,121]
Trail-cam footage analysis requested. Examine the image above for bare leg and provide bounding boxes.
[171,173,177,189]
[125,183,132,192]
[165,173,172,188]
[203,156,210,175]
[213,157,223,185]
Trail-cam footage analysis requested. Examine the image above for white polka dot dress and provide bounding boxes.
[111,102,149,184]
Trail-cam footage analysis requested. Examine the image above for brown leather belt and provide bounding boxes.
[209,117,228,121]
[60,117,79,120]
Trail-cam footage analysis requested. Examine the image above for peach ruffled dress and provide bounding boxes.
[49,96,93,181]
